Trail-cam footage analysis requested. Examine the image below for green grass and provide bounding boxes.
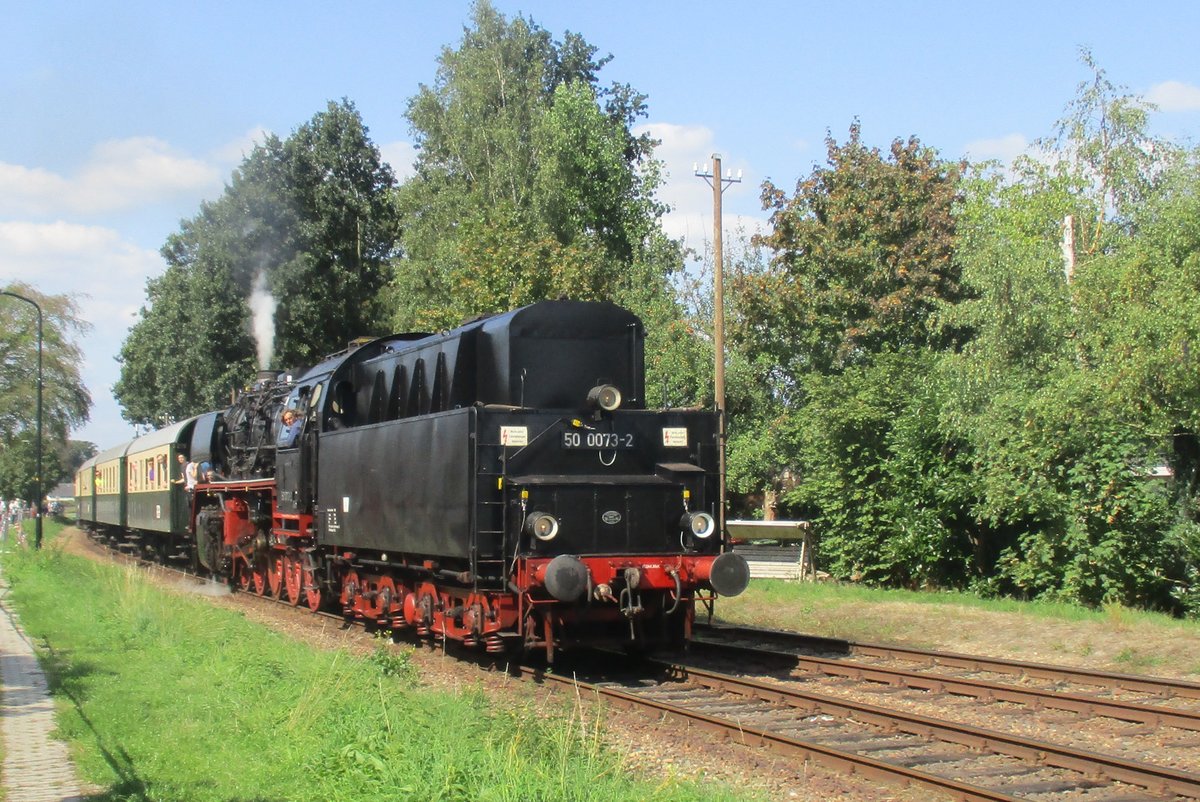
[714,577,1200,678]
[2,529,753,802]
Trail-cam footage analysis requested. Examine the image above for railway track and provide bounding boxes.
[90,533,1200,800]
[691,622,1200,732]
[537,659,1200,801]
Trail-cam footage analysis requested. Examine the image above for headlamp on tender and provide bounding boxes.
[680,511,716,539]
[587,384,622,412]
[524,511,560,541]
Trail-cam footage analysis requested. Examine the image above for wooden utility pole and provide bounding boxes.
[1062,215,1076,283]
[695,155,741,536]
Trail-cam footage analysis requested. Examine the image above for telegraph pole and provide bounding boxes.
[694,155,741,536]
[1,289,44,549]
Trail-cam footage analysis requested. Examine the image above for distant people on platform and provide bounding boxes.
[2,498,25,529]
[278,408,302,447]
[0,498,19,542]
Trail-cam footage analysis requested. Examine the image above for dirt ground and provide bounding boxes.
[58,527,1200,801]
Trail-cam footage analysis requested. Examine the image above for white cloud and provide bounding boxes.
[962,133,1030,165]
[1146,80,1200,113]
[0,128,287,449]
[0,164,69,214]
[639,122,766,255]
[0,220,156,290]
[380,140,418,182]
[0,137,222,217]
[0,220,164,447]
[210,126,272,167]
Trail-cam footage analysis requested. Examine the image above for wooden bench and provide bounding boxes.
[727,519,814,581]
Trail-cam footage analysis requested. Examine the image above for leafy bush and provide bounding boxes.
[785,350,976,588]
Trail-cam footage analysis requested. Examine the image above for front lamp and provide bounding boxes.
[681,511,716,539]
[587,384,622,412]
[524,511,560,541]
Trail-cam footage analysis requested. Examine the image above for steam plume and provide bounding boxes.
[249,270,277,369]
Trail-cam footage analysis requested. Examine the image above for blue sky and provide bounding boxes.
[3,0,1200,449]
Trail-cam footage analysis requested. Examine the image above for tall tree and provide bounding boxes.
[939,51,1197,611]
[261,101,401,366]
[746,123,965,378]
[0,283,91,500]
[1040,47,1172,252]
[115,100,400,425]
[390,2,691,403]
[113,259,252,426]
[726,125,965,552]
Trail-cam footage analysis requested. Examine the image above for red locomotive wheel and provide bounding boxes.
[302,555,322,612]
[341,570,361,612]
[236,560,252,592]
[267,554,284,599]
[283,554,303,606]
[252,558,269,596]
[375,576,398,621]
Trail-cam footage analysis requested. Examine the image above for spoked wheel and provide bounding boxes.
[267,553,284,599]
[252,556,269,596]
[301,553,322,612]
[236,558,252,592]
[373,576,398,624]
[341,570,361,617]
[283,554,303,606]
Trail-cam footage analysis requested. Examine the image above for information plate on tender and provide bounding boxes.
[562,431,635,450]
[500,426,528,447]
[662,427,688,447]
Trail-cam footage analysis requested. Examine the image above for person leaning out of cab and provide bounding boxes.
[278,408,302,448]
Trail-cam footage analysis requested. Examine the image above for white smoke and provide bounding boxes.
[249,270,277,369]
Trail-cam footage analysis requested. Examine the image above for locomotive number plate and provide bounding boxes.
[561,431,635,450]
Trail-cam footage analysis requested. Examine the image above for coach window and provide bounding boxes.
[309,382,323,409]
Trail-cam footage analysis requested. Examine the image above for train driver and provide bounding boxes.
[278,408,302,448]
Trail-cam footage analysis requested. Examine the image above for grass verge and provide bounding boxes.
[725,578,1200,626]
[716,579,1200,677]
[2,529,751,802]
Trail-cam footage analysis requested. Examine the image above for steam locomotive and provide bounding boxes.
[76,300,749,658]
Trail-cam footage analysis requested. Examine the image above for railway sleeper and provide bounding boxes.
[885,751,973,768]
[847,737,935,753]
[999,778,1110,795]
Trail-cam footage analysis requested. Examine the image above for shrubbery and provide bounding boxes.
[728,57,1200,616]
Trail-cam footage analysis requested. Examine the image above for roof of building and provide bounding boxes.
[47,482,74,500]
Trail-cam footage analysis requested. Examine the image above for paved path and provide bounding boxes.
[0,568,85,802]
